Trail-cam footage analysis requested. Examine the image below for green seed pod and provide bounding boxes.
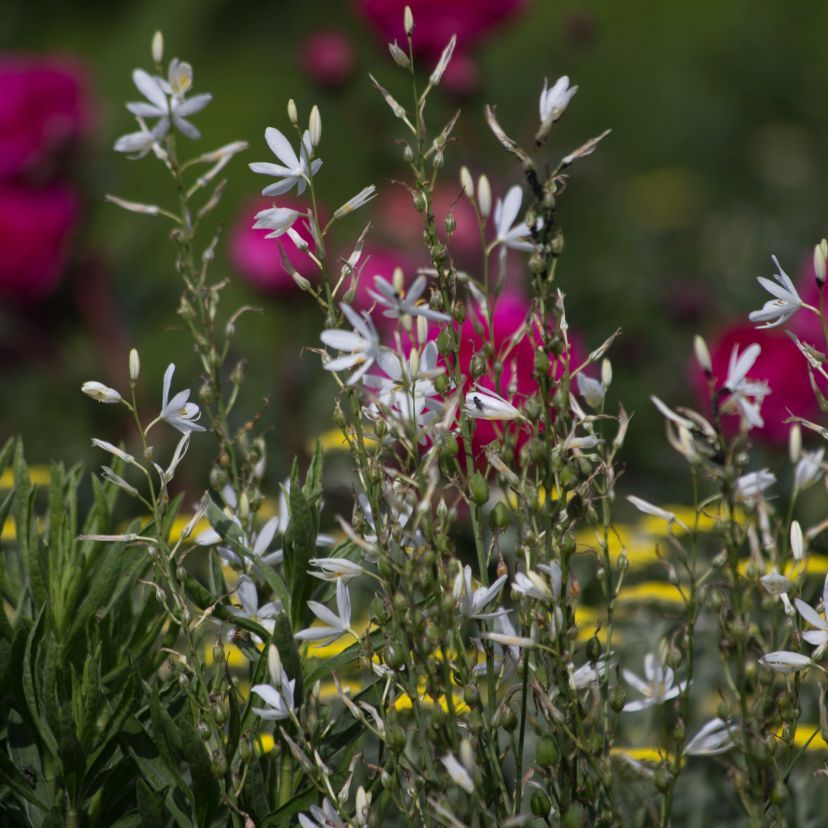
[212,643,225,665]
[654,767,671,794]
[384,644,406,670]
[437,330,451,354]
[536,735,559,768]
[387,724,406,753]
[453,301,467,323]
[586,635,602,662]
[197,720,210,741]
[470,354,486,378]
[531,790,552,817]
[500,707,518,732]
[524,396,541,420]
[444,213,456,235]
[489,502,510,531]
[238,735,252,763]
[609,686,626,713]
[441,434,459,459]
[211,750,227,778]
[463,685,481,708]
[403,145,415,164]
[561,535,577,556]
[413,191,427,212]
[770,781,788,806]
[434,373,450,394]
[470,473,490,505]
[212,702,227,725]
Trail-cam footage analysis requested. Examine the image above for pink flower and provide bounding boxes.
[0,182,80,302]
[357,0,530,59]
[695,324,823,446]
[229,197,326,294]
[298,30,357,88]
[0,56,91,180]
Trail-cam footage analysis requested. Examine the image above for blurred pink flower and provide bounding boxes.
[695,323,823,446]
[230,198,326,294]
[298,29,357,88]
[0,56,91,180]
[357,0,529,58]
[0,182,80,302]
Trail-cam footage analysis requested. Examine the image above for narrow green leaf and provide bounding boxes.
[137,778,166,827]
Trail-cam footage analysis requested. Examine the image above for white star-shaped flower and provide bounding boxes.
[795,573,828,659]
[249,127,322,197]
[622,654,687,712]
[453,565,508,620]
[251,674,296,721]
[494,186,534,252]
[464,386,521,421]
[295,578,354,646]
[124,63,211,141]
[320,303,381,385]
[368,272,451,323]
[748,255,805,329]
[159,364,205,434]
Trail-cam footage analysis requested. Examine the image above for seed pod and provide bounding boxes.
[469,473,490,505]
[489,502,509,530]
[531,791,552,817]
[536,735,559,768]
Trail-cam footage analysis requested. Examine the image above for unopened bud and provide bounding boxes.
[601,358,612,388]
[477,175,492,218]
[292,272,312,291]
[404,5,414,34]
[388,41,410,68]
[309,105,321,147]
[814,239,827,286]
[287,98,298,125]
[460,166,474,199]
[151,31,164,65]
[129,348,141,382]
[789,423,802,464]
[693,334,712,374]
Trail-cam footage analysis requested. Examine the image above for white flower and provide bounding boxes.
[539,75,578,124]
[749,255,804,329]
[298,799,345,828]
[252,206,300,238]
[228,575,280,642]
[571,657,610,690]
[650,395,696,430]
[368,272,451,323]
[295,578,353,645]
[626,495,689,531]
[251,674,296,721]
[722,343,770,430]
[464,386,521,421]
[334,185,377,220]
[795,448,824,491]
[622,654,687,712]
[441,752,474,794]
[493,186,534,252]
[512,562,562,603]
[113,126,159,158]
[364,343,444,433]
[453,565,508,620]
[684,718,735,756]
[124,64,211,141]
[734,468,775,502]
[795,574,828,659]
[82,381,122,404]
[92,439,137,466]
[577,373,605,408]
[320,303,381,385]
[249,127,322,196]
[539,76,577,125]
[308,557,365,582]
[758,650,812,673]
[159,364,205,434]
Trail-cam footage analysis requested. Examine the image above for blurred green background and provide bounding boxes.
[3,0,828,495]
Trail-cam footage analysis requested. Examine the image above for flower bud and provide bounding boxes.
[287,98,298,125]
[129,348,141,382]
[693,334,712,375]
[477,175,492,218]
[388,41,410,68]
[151,31,164,65]
[460,166,474,198]
[309,105,322,147]
[404,5,414,34]
[469,472,489,505]
[815,240,827,287]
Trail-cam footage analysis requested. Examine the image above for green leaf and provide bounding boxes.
[260,786,320,827]
[58,701,84,801]
[0,747,47,810]
[22,608,58,758]
[303,439,324,504]
[273,613,302,701]
[285,485,316,630]
[178,719,219,826]
[66,537,126,647]
[137,778,166,828]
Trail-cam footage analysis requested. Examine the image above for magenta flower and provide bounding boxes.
[0,56,91,180]
[298,29,357,88]
[0,182,80,302]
